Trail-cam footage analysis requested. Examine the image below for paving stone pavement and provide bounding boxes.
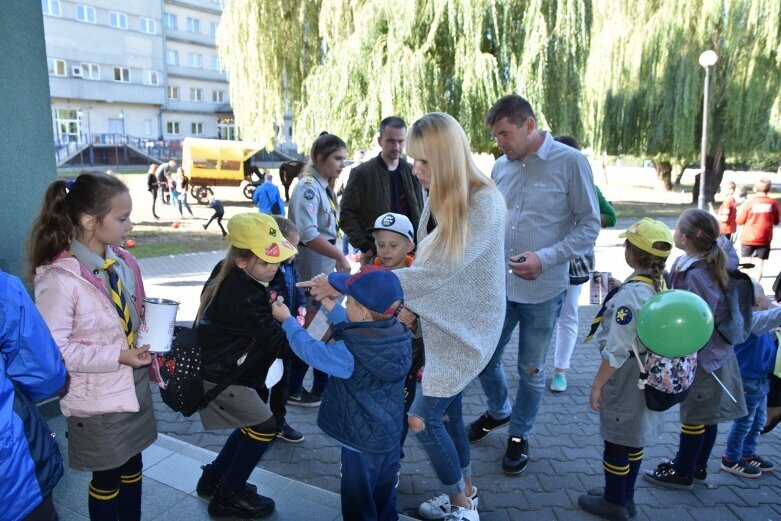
[134,218,781,519]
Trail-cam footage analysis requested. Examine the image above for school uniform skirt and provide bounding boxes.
[680,352,747,425]
[600,357,662,448]
[66,368,157,471]
[199,381,273,431]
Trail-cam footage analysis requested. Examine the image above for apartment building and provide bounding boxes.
[42,0,234,164]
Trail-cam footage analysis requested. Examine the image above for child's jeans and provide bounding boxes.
[408,392,471,496]
[340,444,400,521]
[725,377,768,461]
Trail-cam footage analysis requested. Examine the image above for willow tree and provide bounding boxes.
[217,0,591,153]
[584,0,781,195]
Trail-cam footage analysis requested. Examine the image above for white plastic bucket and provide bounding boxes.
[137,298,179,353]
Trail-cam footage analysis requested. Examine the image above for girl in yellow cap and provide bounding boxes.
[193,212,297,519]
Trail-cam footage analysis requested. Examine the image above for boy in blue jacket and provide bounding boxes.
[1,270,67,521]
[271,266,411,521]
[722,280,781,477]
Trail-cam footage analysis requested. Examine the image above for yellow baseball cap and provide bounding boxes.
[619,218,674,258]
[226,213,297,263]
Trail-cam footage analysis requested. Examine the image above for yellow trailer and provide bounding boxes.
[182,137,264,202]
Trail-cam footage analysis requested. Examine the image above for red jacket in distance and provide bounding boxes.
[717,197,737,235]
[737,195,781,245]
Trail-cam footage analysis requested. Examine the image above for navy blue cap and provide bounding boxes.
[328,265,404,315]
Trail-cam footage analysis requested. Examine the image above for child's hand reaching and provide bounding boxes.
[397,306,419,333]
[271,297,291,322]
[119,345,152,368]
[298,273,342,301]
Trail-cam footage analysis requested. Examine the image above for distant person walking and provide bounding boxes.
[737,178,780,280]
[203,198,227,238]
[252,173,286,216]
[156,160,176,204]
[147,163,160,219]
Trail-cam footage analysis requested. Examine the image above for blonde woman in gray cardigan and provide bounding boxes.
[303,112,506,521]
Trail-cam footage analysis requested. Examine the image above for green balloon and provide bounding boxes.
[636,289,714,356]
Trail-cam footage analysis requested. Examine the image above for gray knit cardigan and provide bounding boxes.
[395,186,507,397]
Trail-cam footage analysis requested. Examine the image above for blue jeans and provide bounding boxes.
[408,393,471,496]
[724,378,768,461]
[478,295,565,438]
[340,445,400,521]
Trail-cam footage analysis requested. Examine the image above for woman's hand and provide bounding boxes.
[336,256,352,273]
[271,299,292,322]
[119,345,152,368]
[297,274,342,301]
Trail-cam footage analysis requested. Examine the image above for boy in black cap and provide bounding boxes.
[271,265,412,521]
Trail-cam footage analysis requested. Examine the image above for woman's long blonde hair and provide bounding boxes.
[407,112,496,268]
[196,246,254,323]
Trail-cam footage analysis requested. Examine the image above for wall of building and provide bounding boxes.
[0,3,57,277]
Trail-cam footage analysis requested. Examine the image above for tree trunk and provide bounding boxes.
[691,147,726,205]
[654,160,673,191]
[673,163,685,186]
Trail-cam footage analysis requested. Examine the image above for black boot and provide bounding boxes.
[197,465,257,498]
[208,486,275,519]
[587,488,636,517]
[578,495,629,521]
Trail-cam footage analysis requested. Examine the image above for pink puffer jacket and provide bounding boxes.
[35,249,146,418]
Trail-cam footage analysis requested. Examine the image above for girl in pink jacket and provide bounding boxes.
[28,172,157,521]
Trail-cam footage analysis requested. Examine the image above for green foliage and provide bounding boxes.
[218,0,779,163]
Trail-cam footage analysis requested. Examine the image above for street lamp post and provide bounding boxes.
[698,50,718,210]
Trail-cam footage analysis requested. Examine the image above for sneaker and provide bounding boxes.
[418,488,478,520]
[467,412,510,442]
[578,495,629,521]
[586,488,636,517]
[550,373,568,392]
[208,486,275,518]
[744,454,775,472]
[721,456,762,478]
[693,467,707,483]
[196,465,257,497]
[276,423,304,443]
[643,461,693,489]
[286,387,322,407]
[502,437,529,475]
[443,504,480,521]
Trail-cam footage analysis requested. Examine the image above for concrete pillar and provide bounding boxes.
[0,3,56,277]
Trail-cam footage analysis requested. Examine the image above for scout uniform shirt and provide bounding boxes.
[289,167,339,280]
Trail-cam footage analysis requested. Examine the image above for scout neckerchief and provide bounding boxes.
[101,258,135,348]
[584,275,664,343]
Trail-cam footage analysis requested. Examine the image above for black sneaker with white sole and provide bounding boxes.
[277,423,304,443]
[643,461,693,489]
[286,387,322,407]
[466,412,510,442]
[721,456,762,478]
[502,436,529,475]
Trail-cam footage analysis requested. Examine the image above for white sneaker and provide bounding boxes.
[418,488,478,520]
[444,505,480,521]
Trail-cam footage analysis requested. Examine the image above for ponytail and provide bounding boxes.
[27,172,129,278]
[27,180,72,278]
[677,208,729,292]
[625,241,669,292]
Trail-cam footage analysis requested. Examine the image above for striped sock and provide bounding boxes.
[625,448,644,500]
[88,480,119,520]
[118,470,142,521]
[603,441,629,506]
[221,427,275,494]
[673,424,706,476]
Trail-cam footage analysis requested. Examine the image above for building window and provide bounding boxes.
[110,11,128,29]
[212,90,225,103]
[164,13,177,30]
[168,86,180,100]
[140,17,157,34]
[42,0,61,16]
[48,58,66,76]
[210,55,220,70]
[166,121,181,135]
[190,88,203,102]
[81,63,100,80]
[210,22,218,37]
[143,70,159,86]
[113,67,130,83]
[188,53,202,68]
[191,122,204,135]
[75,5,95,23]
[166,50,179,65]
[187,17,201,33]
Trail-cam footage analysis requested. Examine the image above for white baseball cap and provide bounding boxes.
[367,212,414,242]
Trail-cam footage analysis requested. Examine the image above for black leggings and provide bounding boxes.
[205,211,226,235]
[90,453,143,496]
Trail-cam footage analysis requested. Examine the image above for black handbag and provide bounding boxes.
[569,252,595,285]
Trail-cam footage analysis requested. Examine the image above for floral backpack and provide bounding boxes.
[631,337,698,411]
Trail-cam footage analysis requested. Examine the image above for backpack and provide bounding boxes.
[631,339,698,411]
[716,269,754,345]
